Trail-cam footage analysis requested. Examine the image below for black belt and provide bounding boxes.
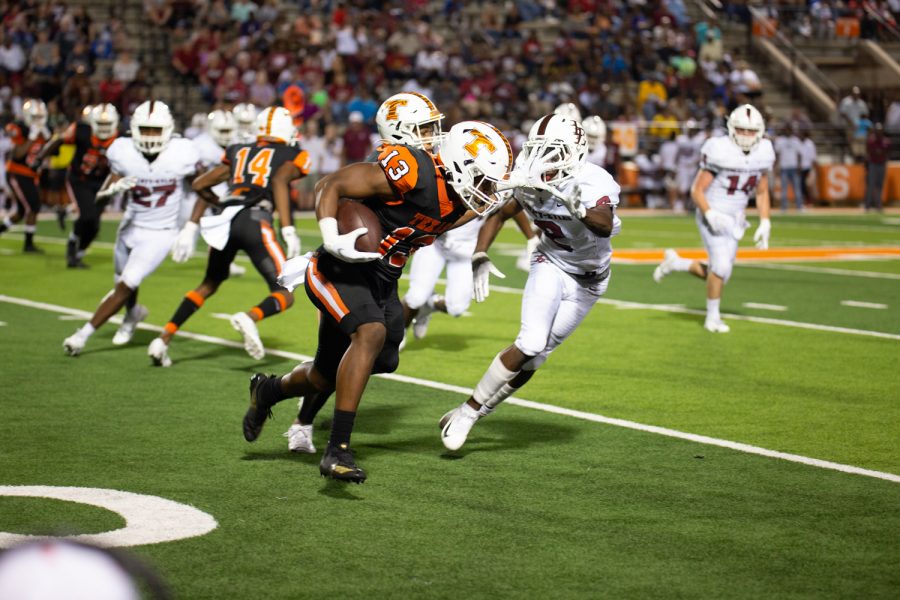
[571,265,610,284]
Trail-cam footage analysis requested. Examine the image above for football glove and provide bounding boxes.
[97,176,137,200]
[559,183,586,219]
[472,251,505,303]
[28,126,50,141]
[319,217,381,263]
[281,225,301,259]
[171,221,199,263]
[703,208,732,235]
[753,218,771,250]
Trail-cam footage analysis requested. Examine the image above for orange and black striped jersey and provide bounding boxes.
[4,121,48,178]
[221,140,310,207]
[361,143,467,282]
[63,122,117,182]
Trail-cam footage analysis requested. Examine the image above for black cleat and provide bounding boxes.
[319,443,367,483]
[67,257,89,269]
[243,373,274,442]
[23,244,44,254]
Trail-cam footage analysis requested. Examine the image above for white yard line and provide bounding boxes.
[841,300,888,310]
[742,262,900,280]
[742,302,788,311]
[1,293,898,485]
[210,312,234,320]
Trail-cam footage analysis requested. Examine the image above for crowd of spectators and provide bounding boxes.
[722,1,899,41]
[0,1,154,131]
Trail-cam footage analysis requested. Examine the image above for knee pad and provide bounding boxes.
[444,295,469,318]
[403,286,431,311]
[708,255,734,283]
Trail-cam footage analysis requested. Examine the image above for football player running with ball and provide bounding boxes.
[146,107,308,367]
[63,100,199,356]
[241,120,513,483]
[439,113,622,452]
[652,104,774,333]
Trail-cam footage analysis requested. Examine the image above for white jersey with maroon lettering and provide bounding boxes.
[107,137,199,230]
[513,162,622,277]
[699,135,775,216]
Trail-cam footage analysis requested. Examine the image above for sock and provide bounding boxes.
[298,391,332,425]
[329,409,356,448]
[78,323,96,339]
[472,352,518,406]
[261,375,289,406]
[165,291,204,333]
[24,224,36,246]
[706,298,721,322]
[2,216,11,228]
[482,382,518,414]
[672,256,692,271]
[250,291,288,321]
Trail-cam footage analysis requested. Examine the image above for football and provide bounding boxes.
[336,199,383,254]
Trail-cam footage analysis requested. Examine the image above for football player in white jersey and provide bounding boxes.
[653,104,775,333]
[439,113,622,451]
[233,103,258,143]
[63,100,199,356]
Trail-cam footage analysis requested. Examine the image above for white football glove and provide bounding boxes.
[472,251,505,303]
[281,225,301,259]
[559,183,586,219]
[171,221,199,263]
[753,218,771,250]
[703,208,732,235]
[319,217,381,263]
[97,176,137,200]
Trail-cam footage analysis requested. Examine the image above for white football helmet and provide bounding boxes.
[130,100,174,155]
[553,102,582,122]
[438,121,512,215]
[520,113,588,185]
[255,106,295,143]
[22,99,48,129]
[375,91,444,150]
[233,103,258,140]
[208,109,237,147]
[582,115,606,149]
[727,104,765,153]
[81,104,94,124]
[89,103,119,139]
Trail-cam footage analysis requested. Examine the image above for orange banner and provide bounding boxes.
[815,163,900,203]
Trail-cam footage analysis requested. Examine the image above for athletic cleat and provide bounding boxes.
[67,257,89,269]
[398,330,408,352]
[147,337,172,367]
[439,403,481,451]
[229,262,247,277]
[283,423,316,453]
[62,332,87,356]
[112,304,148,345]
[653,248,680,283]
[413,296,440,340]
[243,373,275,442]
[704,318,731,333]
[230,312,265,360]
[319,443,367,483]
[23,244,44,254]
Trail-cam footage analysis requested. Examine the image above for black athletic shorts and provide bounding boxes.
[205,206,286,291]
[66,175,103,219]
[8,173,40,214]
[40,168,66,191]
[304,250,404,382]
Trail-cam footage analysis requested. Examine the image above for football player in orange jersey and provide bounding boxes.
[241,120,514,483]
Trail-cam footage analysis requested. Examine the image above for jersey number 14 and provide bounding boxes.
[725,174,758,195]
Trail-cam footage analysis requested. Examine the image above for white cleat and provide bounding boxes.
[283,424,316,454]
[112,304,148,345]
[398,330,408,352]
[704,318,731,333]
[439,403,481,451]
[62,332,87,356]
[147,337,172,367]
[229,262,247,277]
[230,312,265,360]
[413,298,440,340]
[653,249,680,283]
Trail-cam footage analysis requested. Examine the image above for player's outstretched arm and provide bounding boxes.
[95,173,136,200]
[271,161,303,258]
[474,196,521,254]
[191,164,229,204]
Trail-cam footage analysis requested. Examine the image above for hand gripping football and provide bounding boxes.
[336,200,383,253]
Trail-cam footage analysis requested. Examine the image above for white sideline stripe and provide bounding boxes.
[841,300,889,310]
[211,312,234,320]
[479,283,900,341]
[1,293,898,484]
[743,302,788,312]
[0,321,6,326]
[744,262,900,280]
[58,315,84,320]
